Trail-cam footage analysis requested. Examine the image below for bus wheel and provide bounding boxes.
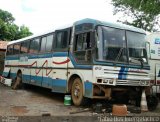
[71,78,84,106]
[12,74,22,90]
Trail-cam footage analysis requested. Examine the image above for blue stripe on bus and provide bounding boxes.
[52,79,67,93]
[8,72,93,96]
[6,56,19,60]
[21,73,67,93]
[10,73,16,79]
[5,52,92,69]
[2,72,9,77]
[53,52,68,57]
[118,67,128,80]
[84,81,93,98]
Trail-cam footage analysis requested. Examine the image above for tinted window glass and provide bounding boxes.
[20,40,29,54]
[13,44,20,55]
[62,31,68,48]
[54,31,68,50]
[45,34,54,52]
[40,37,47,52]
[7,45,13,55]
[29,38,40,53]
[56,32,63,48]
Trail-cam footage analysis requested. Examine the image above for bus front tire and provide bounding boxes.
[71,78,85,106]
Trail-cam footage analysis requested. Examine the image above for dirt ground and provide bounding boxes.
[0,83,160,122]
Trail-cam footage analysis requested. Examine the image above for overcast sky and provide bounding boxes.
[0,0,118,34]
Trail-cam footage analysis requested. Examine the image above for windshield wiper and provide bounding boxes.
[114,47,124,65]
[129,57,144,68]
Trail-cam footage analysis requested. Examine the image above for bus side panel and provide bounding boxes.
[41,56,52,88]
[51,54,69,93]
[29,57,41,86]
[10,67,17,80]
[52,79,67,93]
[52,69,68,93]
[22,68,31,84]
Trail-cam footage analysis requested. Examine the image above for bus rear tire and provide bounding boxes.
[12,74,23,90]
[71,78,85,106]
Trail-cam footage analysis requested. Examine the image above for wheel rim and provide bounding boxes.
[74,83,80,98]
[71,78,83,106]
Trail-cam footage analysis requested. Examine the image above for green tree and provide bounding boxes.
[0,9,32,41]
[111,0,160,32]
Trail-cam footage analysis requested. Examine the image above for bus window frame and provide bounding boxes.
[13,43,21,55]
[6,44,14,56]
[28,37,41,54]
[73,30,94,64]
[20,40,30,54]
[39,32,55,54]
[53,28,71,52]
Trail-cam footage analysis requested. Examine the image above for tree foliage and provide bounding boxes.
[0,9,32,41]
[112,0,160,32]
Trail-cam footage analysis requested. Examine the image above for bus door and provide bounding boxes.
[51,28,71,93]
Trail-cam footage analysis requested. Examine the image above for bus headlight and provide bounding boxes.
[95,66,102,70]
[140,81,150,86]
[145,81,150,86]
[140,81,146,86]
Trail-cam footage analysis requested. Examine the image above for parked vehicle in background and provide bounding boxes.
[2,18,151,106]
[146,32,160,98]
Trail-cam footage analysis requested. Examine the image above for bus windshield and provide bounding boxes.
[96,26,148,64]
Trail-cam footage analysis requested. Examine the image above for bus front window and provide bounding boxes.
[96,26,148,65]
[96,26,127,62]
[127,31,148,64]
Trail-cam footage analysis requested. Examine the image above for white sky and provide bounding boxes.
[0,0,119,34]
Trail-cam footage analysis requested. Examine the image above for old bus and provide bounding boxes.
[2,18,150,106]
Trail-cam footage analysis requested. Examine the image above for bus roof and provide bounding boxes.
[74,18,146,34]
[8,23,72,45]
[8,18,146,45]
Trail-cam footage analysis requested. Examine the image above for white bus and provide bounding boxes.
[2,18,150,106]
[146,32,160,96]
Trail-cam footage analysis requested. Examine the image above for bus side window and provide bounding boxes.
[45,34,54,52]
[40,37,47,53]
[7,45,13,55]
[29,38,40,54]
[54,30,68,51]
[20,40,29,54]
[13,43,20,55]
[40,34,54,53]
[74,32,91,63]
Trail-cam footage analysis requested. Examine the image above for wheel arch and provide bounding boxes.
[68,73,85,94]
[16,69,22,78]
